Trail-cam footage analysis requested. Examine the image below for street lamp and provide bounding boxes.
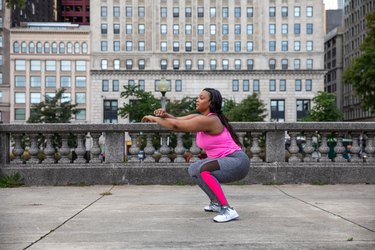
[158,77,169,110]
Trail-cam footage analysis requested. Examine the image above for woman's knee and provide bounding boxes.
[188,164,200,177]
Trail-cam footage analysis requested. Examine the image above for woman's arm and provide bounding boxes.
[153,109,199,120]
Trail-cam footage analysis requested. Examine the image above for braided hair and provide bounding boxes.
[203,88,242,147]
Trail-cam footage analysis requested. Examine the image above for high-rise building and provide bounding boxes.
[90,0,325,123]
[59,0,90,25]
[343,0,375,121]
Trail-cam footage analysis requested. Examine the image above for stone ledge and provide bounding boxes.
[1,163,374,186]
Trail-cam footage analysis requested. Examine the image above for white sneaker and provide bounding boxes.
[204,202,222,213]
[213,206,239,223]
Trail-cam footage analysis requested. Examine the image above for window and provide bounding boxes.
[281,41,288,51]
[271,100,285,122]
[173,59,180,70]
[210,42,216,52]
[30,76,41,87]
[138,59,145,69]
[295,79,302,91]
[114,24,120,34]
[222,41,229,52]
[67,42,73,53]
[15,60,26,71]
[294,59,301,69]
[294,41,301,51]
[36,42,42,53]
[139,6,145,17]
[76,77,86,87]
[294,24,300,34]
[52,42,57,53]
[15,93,26,103]
[306,59,313,69]
[235,42,241,52]
[44,42,50,53]
[15,108,26,120]
[247,24,253,35]
[0,73,2,84]
[210,25,216,35]
[197,24,204,35]
[45,76,56,88]
[102,80,109,92]
[306,6,313,17]
[234,7,241,18]
[15,76,26,87]
[126,60,133,69]
[173,24,179,35]
[279,80,286,91]
[126,7,132,17]
[198,41,204,51]
[76,93,86,104]
[185,24,192,35]
[76,61,86,71]
[113,6,120,17]
[139,80,145,90]
[58,42,64,53]
[126,24,132,34]
[247,7,253,17]
[160,7,167,17]
[160,24,167,35]
[185,59,192,70]
[269,24,276,34]
[210,60,217,70]
[61,60,71,71]
[235,60,241,70]
[30,60,41,71]
[197,7,204,17]
[306,41,313,51]
[101,59,108,69]
[247,59,254,70]
[253,80,259,93]
[232,80,239,92]
[185,41,192,52]
[76,109,86,120]
[61,76,71,87]
[235,24,241,35]
[243,80,249,92]
[222,7,229,18]
[139,24,145,35]
[45,60,56,71]
[160,41,167,51]
[210,7,216,17]
[13,41,19,53]
[222,24,229,35]
[113,41,120,51]
[126,41,132,51]
[282,24,288,34]
[21,42,27,53]
[282,7,288,17]
[269,7,276,17]
[307,23,313,34]
[104,100,118,123]
[29,42,35,53]
[101,41,108,51]
[294,7,301,17]
[306,79,312,91]
[247,41,253,52]
[175,80,182,92]
[30,93,41,104]
[160,59,167,70]
[138,41,145,51]
[269,59,276,69]
[281,59,288,70]
[185,7,192,17]
[197,59,204,70]
[269,80,276,91]
[296,100,311,121]
[269,41,276,51]
[222,59,229,70]
[101,6,107,17]
[173,7,179,17]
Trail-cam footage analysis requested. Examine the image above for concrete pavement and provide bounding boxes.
[0,184,374,250]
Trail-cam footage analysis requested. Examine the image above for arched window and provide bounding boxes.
[44,42,50,53]
[13,41,19,53]
[67,42,73,53]
[29,42,35,53]
[21,42,27,53]
[82,42,88,54]
[74,42,80,53]
[51,42,57,53]
[59,42,65,53]
[36,42,42,53]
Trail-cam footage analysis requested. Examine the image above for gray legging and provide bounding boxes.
[188,150,250,203]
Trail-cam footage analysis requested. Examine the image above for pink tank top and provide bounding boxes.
[196,116,241,158]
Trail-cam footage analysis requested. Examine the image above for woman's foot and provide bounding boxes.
[204,201,221,212]
[213,206,239,223]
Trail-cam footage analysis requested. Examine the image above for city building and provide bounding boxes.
[90,0,325,123]
[326,9,343,33]
[59,0,90,25]
[343,0,375,121]
[9,22,90,123]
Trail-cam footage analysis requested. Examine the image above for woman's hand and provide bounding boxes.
[141,115,156,123]
[154,108,168,118]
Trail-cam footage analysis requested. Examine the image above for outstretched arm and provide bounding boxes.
[153,109,199,120]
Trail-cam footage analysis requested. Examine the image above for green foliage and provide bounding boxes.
[5,0,26,9]
[224,93,266,122]
[167,97,197,117]
[343,12,375,113]
[304,91,343,121]
[0,173,24,188]
[118,85,160,122]
[27,88,78,123]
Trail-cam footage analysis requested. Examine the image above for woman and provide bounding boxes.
[142,88,250,223]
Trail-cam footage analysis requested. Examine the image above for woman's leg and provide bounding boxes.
[188,160,218,203]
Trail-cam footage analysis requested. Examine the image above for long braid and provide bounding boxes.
[203,88,242,147]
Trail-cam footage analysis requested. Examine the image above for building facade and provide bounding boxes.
[9,22,90,123]
[59,0,90,25]
[343,0,375,121]
[90,0,325,123]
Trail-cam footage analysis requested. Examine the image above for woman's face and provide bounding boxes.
[196,90,211,113]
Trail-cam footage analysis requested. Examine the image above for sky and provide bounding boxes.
[324,0,338,10]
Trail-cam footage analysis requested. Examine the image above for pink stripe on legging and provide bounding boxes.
[200,171,228,206]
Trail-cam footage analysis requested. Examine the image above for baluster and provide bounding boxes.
[143,133,156,162]
[43,133,56,164]
[237,132,246,152]
[250,132,262,162]
[89,133,102,163]
[288,132,301,162]
[364,133,375,162]
[59,133,71,163]
[174,132,186,163]
[11,133,24,164]
[318,132,331,162]
[159,133,171,163]
[128,133,140,163]
[349,133,362,162]
[28,133,40,164]
[189,133,201,163]
[334,133,347,162]
[74,133,87,163]
[303,132,315,162]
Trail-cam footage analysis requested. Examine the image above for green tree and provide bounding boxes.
[343,12,375,112]
[304,91,343,121]
[27,88,78,123]
[118,85,160,122]
[167,97,196,117]
[5,0,26,9]
[225,93,266,122]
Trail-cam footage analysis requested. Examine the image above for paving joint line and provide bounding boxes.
[23,185,115,250]
[273,185,375,233]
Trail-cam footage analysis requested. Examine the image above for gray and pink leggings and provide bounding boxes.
[188,150,250,206]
